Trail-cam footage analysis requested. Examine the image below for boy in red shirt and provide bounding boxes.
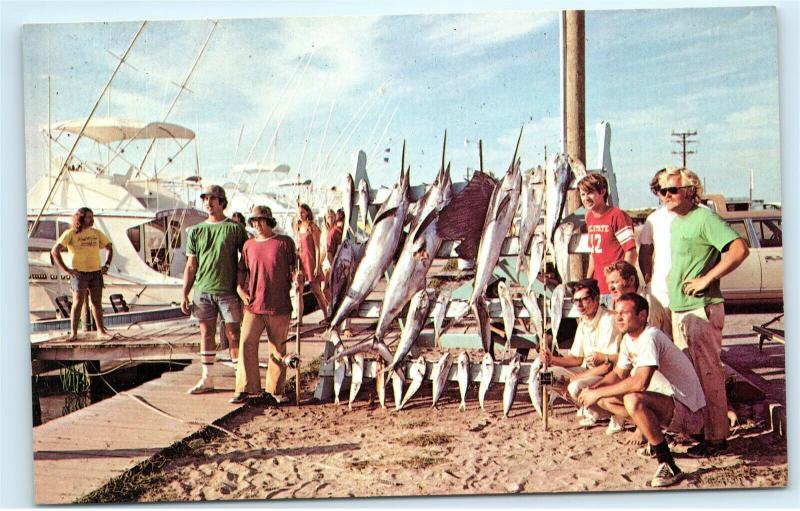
[579,173,637,295]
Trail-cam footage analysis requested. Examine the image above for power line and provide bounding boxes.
[671,130,697,168]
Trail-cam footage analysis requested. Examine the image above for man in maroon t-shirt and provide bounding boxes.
[579,173,637,295]
[231,205,302,404]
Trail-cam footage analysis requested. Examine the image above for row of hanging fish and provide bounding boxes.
[332,350,560,418]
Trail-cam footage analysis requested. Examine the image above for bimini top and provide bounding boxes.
[53,117,195,144]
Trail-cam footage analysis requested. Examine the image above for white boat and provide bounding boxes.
[28,118,207,321]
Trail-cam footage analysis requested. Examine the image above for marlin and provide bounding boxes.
[516,170,544,279]
[457,352,470,411]
[497,281,515,345]
[544,153,573,243]
[374,164,453,342]
[502,354,522,418]
[478,352,495,410]
[553,220,577,283]
[357,178,370,230]
[383,289,432,376]
[333,342,349,405]
[431,352,453,408]
[329,166,411,331]
[348,353,365,409]
[399,356,427,410]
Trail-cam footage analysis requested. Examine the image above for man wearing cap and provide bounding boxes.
[230,205,302,404]
[539,278,622,432]
[181,185,248,394]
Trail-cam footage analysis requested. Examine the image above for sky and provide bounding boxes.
[21,6,781,210]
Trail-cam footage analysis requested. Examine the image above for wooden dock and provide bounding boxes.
[32,362,244,504]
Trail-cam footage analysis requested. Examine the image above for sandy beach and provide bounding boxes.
[134,362,787,502]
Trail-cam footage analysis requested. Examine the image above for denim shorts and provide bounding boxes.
[70,270,104,292]
[192,292,243,323]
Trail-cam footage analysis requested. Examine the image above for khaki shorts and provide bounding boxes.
[663,398,704,436]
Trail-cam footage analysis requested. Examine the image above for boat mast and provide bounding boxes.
[28,21,148,239]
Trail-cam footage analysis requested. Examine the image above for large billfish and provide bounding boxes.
[399,356,427,410]
[478,352,495,410]
[502,354,522,418]
[383,289,432,376]
[516,170,544,279]
[469,158,522,309]
[327,238,366,320]
[329,167,411,331]
[544,153,573,243]
[553,220,577,283]
[457,352,470,411]
[431,352,453,408]
[374,165,453,342]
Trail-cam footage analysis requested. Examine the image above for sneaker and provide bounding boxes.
[270,393,290,404]
[636,445,656,459]
[576,406,587,418]
[228,392,250,404]
[651,462,684,488]
[187,377,214,395]
[578,416,600,428]
[606,417,624,435]
[685,440,728,458]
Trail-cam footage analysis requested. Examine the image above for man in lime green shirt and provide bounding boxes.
[51,207,114,341]
[181,185,248,394]
[660,168,748,457]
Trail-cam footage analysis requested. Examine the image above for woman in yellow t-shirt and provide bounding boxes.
[51,207,114,340]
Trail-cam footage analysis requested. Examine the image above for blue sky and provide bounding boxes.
[22,6,780,210]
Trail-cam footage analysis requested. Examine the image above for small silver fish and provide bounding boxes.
[550,284,565,343]
[502,354,522,418]
[478,353,495,410]
[333,342,349,405]
[375,360,386,409]
[399,356,427,410]
[431,352,453,408]
[348,353,364,409]
[553,221,577,283]
[473,295,493,358]
[384,289,432,375]
[497,281,515,345]
[457,352,470,411]
[528,357,543,416]
[431,288,452,343]
[526,234,546,293]
[391,370,404,411]
[521,291,544,340]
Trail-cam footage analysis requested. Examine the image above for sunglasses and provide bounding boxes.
[658,186,690,196]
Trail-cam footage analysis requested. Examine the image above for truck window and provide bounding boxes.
[726,221,750,247]
[753,219,782,248]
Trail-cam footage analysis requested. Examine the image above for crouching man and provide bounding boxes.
[539,279,622,432]
[579,293,707,488]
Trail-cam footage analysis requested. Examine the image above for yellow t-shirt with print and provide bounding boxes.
[57,227,111,272]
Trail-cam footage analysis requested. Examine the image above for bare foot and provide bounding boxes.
[65,333,79,341]
[96,330,114,340]
[625,428,646,445]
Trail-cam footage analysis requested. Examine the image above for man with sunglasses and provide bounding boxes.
[659,167,749,457]
[539,278,622,432]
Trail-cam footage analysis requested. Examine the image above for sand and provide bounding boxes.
[136,374,787,502]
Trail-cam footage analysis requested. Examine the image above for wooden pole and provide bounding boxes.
[563,10,586,282]
[295,291,302,406]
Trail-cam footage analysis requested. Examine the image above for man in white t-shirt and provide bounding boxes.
[579,293,706,488]
[539,279,622,432]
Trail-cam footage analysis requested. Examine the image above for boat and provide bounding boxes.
[27,118,207,321]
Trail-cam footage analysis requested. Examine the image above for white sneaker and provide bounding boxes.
[188,377,214,394]
[578,415,599,428]
[606,417,624,435]
[651,462,684,488]
[576,406,587,418]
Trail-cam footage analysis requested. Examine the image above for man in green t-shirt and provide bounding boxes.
[659,168,749,457]
[181,185,248,394]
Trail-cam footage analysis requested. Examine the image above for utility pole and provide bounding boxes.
[671,130,697,168]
